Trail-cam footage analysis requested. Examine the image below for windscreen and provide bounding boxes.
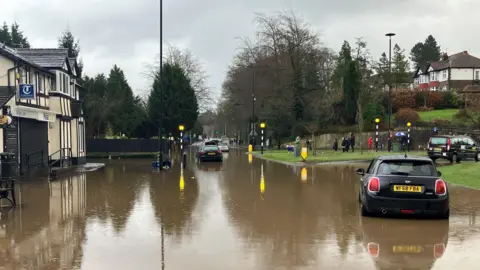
[377,160,436,176]
[203,146,218,151]
[430,137,447,145]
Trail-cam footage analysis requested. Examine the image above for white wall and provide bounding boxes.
[450,68,480,80]
[0,55,14,86]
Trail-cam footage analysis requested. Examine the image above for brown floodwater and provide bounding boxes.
[0,148,479,270]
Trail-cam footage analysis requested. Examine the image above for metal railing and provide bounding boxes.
[48,148,72,175]
[26,149,45,172]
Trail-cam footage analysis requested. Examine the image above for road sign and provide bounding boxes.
[249,130,257,136]
[19,84,35,99]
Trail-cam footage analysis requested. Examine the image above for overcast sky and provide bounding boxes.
[1,0,477,103]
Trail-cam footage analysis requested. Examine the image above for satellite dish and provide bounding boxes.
[6,116,12,124]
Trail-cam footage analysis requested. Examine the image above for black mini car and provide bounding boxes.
[357,155,449,219]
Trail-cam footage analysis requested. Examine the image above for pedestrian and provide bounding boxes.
[333,138,338,151]
[345,137,350,152]
[341,137,347,152]
[350,132,356,152]
[368,136,373,151]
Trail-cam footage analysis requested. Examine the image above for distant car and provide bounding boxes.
[205,139,219,146]
[218,142,229,152]
[361,217,448,269]
[357,155,449,219]
[197,145,223,162]
[427,135,480,163]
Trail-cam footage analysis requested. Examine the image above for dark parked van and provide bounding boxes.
[427,135,480,163]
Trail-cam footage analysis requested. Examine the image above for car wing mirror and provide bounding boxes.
[437,170,442,177]
[356,168,365,176]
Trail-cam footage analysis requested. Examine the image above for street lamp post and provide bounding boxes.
[260,122,266,154]
[386,32,396,152]
[158,0,164,164]
[375,118,380,152]
[251,71,256,148]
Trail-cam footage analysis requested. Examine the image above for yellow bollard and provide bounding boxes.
[248,144,253,153]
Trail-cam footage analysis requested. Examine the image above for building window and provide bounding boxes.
[79,123,85,152]
[476,71,479,80]
[431,72,436,81]
[37,73,43,93]
[442,70,447,79]
[431,86,437,91]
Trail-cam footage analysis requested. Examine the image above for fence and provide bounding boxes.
[87,139,170,153]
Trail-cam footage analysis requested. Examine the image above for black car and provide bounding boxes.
[357,155,449,219]
[197,145,223,162]
[361,218,448,269]
[427,135,480,163]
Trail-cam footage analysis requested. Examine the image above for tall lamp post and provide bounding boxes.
[158,0,164,163]
[386,32,396,152]
[251,71,256,147]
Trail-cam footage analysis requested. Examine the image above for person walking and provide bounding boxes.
[350,132,356,152]
[333,138,338,152]
[368,136,373,151]
[341,137,346,152]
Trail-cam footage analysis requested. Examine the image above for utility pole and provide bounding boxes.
[158,0,164,163]
[251,70,256,147]
[386,32,396,152]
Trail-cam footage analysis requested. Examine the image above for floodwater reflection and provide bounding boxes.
[0,173,87,269]
[4,153,480,269]
[360,217,448,270]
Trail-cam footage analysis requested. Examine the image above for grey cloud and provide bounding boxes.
[1,0,479,97]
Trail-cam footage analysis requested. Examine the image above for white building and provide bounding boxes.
[413,51,480,91]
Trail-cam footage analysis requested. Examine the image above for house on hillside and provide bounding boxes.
[0,44,86,175]
[413,51,480,91]
[16,48,86,166]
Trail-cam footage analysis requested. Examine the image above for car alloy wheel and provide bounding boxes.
[476,153,480,162]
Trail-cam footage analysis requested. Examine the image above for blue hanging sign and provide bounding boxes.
[18,84,35,99]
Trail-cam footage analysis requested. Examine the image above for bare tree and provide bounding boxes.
[143,44,213,112]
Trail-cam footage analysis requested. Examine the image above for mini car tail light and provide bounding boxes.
[434,243,445,258]
[435,179,447,195]
[368,177,380,192]
[447,138,451,151]
[217,149,222,153]
[199,151,205,155]
[367,242,379,258]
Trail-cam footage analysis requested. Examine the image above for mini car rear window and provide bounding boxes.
[203,146,218,151]
[377,160,436,176]
[430,137,447,144]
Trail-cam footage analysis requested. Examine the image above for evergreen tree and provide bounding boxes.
[392,44,410,85]
[106,65,142,137]
[375,52,389,84]
[10,22,30,48]
[58,29,84,76]
[0,22,12,45]
[148,63,199,135]
[332,41,357,125]
[410,35,441,68]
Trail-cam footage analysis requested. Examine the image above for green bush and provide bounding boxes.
[363,103,387,128]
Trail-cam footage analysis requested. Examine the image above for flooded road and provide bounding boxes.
[1,149,480,269]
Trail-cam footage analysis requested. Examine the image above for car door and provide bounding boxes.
[457,137,467,159]
[360,159,376,197]
[465,138,476,159]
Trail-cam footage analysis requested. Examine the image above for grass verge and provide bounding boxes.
[417,109,459,122]
[87,152,158,159]
[438,162,480,189]
[252,150,426,163]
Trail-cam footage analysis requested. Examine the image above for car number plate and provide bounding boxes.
[434,148,442,151]
[393,185,422,192]
[392,245,422,253]
[208,152,215,155]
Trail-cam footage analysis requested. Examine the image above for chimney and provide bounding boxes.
[442,53,448,61]
[464,50,468,54]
